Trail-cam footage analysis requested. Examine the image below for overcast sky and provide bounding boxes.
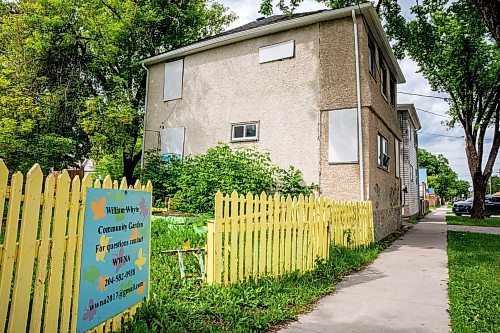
[218,0,499,186]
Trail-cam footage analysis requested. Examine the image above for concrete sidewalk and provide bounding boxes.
[280,209,450,333]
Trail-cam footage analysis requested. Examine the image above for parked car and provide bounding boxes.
[452,196,500,217]
[452,198,473,216]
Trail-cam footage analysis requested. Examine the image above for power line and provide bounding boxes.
[419,132,464,138]
[419,132,493,141]
[415,108,453,119]
[398,91,449,100]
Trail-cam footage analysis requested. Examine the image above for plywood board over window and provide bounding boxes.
[259,40,295,64]
[328,108,359,163]
[164,59,184,101]
[160,127,185,159]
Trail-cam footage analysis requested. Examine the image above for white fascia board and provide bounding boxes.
[141,3,371,66]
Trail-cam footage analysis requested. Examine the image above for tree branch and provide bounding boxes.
[100,0,121,19]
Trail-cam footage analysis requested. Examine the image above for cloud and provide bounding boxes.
[218,0,499,183]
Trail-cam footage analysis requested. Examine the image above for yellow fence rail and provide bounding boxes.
[0,160,152,333]
[206,191,374,285]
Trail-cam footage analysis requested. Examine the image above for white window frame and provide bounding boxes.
[390,74,396,106]
[368,39,377,79]
[231,122,259,142]
[378,133,389,171]
[395,139,400,178]
[380,61,388,100]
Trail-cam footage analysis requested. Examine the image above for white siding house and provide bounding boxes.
[398,104,421,218]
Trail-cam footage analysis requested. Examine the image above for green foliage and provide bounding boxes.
[446,215,500,228]
[419,148,469,199]
[490,175,500,194]
[123,216,382,332]
[174,145,276,213]
[93,153,124,181]
[0,0,235,177]
[140,150,183,199]
[448,231,500,332]
[140,145,318,214]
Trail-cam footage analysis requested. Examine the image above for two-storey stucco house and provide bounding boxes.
[398,104,422,218]
[141,3,405,241]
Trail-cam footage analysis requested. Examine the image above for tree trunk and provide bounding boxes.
[471,175,487,218]
[123,150,142,185]
[474,0,500,45]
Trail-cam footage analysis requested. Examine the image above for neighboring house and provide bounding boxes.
[398,104,422,218]
[141,3,405,241]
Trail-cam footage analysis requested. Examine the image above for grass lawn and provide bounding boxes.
[447,215,500,227]
[123,216,390,332]
[448,231,500,332]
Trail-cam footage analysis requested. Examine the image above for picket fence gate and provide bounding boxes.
[206,191,374,285]
[0,160,152,333]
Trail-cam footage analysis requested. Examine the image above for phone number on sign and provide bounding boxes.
[104,268,136,287]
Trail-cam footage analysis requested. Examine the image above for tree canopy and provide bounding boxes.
[0,0,235,177]
[418,148,470,199]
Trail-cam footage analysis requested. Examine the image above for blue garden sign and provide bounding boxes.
[76,188,151,333]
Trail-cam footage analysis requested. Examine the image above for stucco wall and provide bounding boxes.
[144,24,321,185]
[318,15,402,239]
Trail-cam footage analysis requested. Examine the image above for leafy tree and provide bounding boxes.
[260,0,499,218]
[0,1,83,173]
[0,0,235,180]
[419,149,470,200]
[489,175,500,194]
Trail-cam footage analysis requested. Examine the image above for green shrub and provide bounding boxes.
[141,144,317,214]
[140,149,182,199]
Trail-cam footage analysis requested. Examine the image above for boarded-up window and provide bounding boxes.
[164,59,184,101]
[160,127,185,159]
[259,40,294,64]
[328,108,358,163]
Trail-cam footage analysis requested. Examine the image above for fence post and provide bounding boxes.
[206,220,215,284]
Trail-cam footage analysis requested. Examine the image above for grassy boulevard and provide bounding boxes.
[448,231,500,332]
[447,215,500,227]
[121,217,400,332]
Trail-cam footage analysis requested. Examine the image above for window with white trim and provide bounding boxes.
[164,59,184,101]
[378,133,389,171]
[390,74,396,106]
[380,61,388,100]
[368,39,377,79]
[395,139,400,178]
[231,122,259,142]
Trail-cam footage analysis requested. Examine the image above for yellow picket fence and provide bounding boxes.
[205,191,374,284]
[0,160,152,333]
